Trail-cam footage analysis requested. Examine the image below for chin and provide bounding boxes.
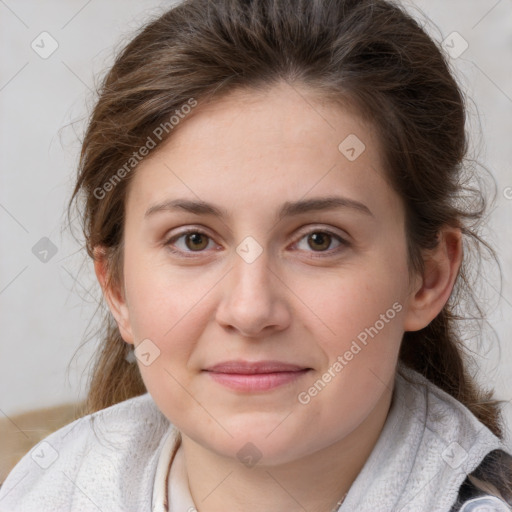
[199,421,315,467]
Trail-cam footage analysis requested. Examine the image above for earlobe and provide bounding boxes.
[93,246,135,345]
[403,227,463,332]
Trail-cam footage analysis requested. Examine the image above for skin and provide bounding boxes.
[95,81,462,512]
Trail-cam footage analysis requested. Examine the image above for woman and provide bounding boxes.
[1,0,511,510]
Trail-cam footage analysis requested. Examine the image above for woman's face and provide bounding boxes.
[114,82,418,465]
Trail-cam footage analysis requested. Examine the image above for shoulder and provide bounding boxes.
[0,393,173,511]
[395,365,512,511]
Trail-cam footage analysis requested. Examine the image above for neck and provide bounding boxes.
[180,386,394,512]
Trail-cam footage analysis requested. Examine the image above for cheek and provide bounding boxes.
[292,275,405,452]
[122,253,208,422]
[301,266,406,345]
[123,247,206,340]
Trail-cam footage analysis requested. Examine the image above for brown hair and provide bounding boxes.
[68,0,507,439]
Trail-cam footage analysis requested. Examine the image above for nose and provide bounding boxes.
[214,249,291,338]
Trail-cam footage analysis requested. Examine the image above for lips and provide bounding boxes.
[203,360,312,392]
[204,360,309,374]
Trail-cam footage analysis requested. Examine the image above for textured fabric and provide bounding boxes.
[334,364,511,512]
[0,392,171,512]
[0,362,510,512]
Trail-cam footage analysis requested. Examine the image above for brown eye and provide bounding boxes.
[307,232,332,251]
[184,232,209,251]
[294,229,349,257]
[165,229,215,257]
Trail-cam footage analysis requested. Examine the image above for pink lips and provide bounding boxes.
[203,360,311,392]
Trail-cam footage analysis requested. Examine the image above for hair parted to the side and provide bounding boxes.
[68,0,507,439]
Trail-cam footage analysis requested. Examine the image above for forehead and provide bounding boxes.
[161,82,380,159]
[127,82,398,221]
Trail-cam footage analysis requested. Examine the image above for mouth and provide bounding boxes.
[202,360,312,392]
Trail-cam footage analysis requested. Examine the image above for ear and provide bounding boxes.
[93,246,135,345]
[403,226,463,332]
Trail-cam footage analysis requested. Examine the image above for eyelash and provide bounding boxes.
[163,227,350,259]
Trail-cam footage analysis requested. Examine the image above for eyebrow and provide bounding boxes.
[144,196,374,221]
